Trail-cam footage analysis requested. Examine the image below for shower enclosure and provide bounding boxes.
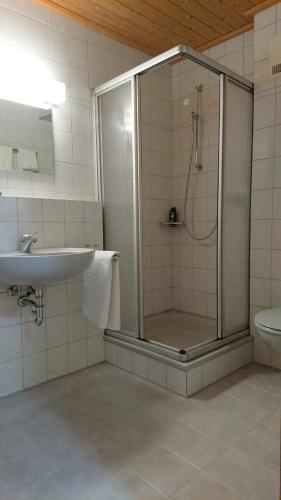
[94,46,253,362]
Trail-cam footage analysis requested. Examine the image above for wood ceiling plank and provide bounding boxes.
[33,0,157,53]
[118,0,207,45]
[55,0,169,52]
[196,20,253,50]
[244,0,278,15]
[110,0,203,46]
[222,0,255,14]
[247,0,272,4]
[144,0,222,40]
[169,0,233,35]
[196,0,248,27]
[87,0,184,48]
[31,0,275,59]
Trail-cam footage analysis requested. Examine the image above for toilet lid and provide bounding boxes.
[255,308,281,331]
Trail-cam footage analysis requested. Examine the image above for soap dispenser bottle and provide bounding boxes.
[169,207,177,223]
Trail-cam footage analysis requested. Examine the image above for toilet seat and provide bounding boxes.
[255,308,281,335]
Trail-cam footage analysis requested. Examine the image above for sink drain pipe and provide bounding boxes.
[8,286,44,326]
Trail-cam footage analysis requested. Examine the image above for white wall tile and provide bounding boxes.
[72,134,92,166]
[84,201,102,223]
[49,10,68,32]
[49,28,69,63]
[0,294,20,328]
[0,222,18,251]
[251,277,271,307]
[0,197,17,221]
[68,311,87,342]
[187,365,203,396]
[255,23,276,62]
[46,314,67,349]
[104,340,118,365]
[45,284,67,317]
[255,5,276,29]
[69,36,88,70]
[22,321,46,356]
[65,222,86,246]
[43,222,66,247]
[23,351,47,388]
[42,200,65,222]
[65,200,84,222]
[251,190,273,220]
[53,130,73,164]
[47,345,68,379]
[0,7,25,47]
[0,324,21,363]
[66,282,83,312]
[217,352,231,379]
[202,358,218,387]
[252,159,274,190]
[251,249,271,278]
[23,17,49,57]
[117,345,132,372]
[148,358,166,387]
[253,127,275,161]
[18,198,42,222]
[68,339,87,372]
[87,333,104,365]
[132,352,149,379]
[230,343,252,371]
[0,358,23,397]
[166,365,186,396]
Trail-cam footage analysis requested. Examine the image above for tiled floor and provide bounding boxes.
[0,362,279,499]
[145,310,216,349]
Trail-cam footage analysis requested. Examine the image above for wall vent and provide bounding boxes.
[272,63,281,75]
[270,35,281,78]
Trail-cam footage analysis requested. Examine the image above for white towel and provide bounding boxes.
[16,148,39,171]
[83,250,121,330]
[0,145,13,170]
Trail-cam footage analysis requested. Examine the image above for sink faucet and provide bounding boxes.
[19,233,38,253]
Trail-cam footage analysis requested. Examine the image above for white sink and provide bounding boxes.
[0,248,94,286]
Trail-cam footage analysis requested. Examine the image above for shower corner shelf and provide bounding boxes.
[159,222,184,227]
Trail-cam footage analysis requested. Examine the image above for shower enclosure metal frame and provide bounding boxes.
[93,45,254,362]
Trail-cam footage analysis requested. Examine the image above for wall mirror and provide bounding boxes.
[0,99,54,175]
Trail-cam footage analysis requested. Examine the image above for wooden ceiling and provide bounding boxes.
[34,0,278,54]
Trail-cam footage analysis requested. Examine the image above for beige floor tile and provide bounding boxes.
[170,399,213,430]
[255,408,281,439]
[94,471,166,499]
[200,392,273,426]
[224,382,281,411]
[249,469,280,500]
[171,470,245,500]
[230,428,279,470]
[238,363,281,397]
[98,428,161,468]
[188,412,250,446]
[13,448,127,500]
[135,412,185,444]
[163,432,226,469]
[132,448,198,496]
[204,449,270,497]
[0,362,280,500]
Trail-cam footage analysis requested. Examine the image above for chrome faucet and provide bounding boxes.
[19,233,38,253]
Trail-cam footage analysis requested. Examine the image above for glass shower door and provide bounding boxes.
[96,80,140,337]
[220,77,253,337]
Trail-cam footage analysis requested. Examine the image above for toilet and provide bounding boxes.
[255,308,281,353]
